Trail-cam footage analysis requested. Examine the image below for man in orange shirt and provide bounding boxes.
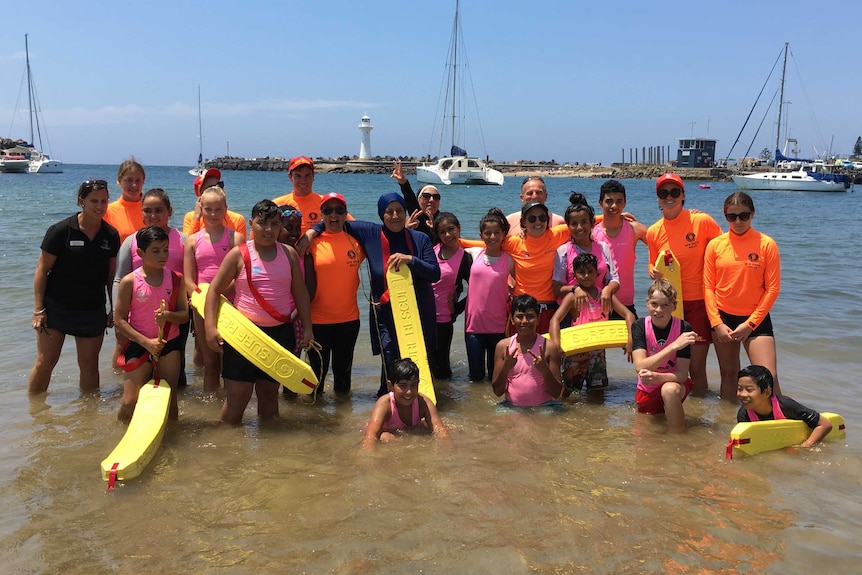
[647,173,722,394]
[272,156,325,234]
[183,167,247,236]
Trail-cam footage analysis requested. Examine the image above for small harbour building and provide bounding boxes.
[676,138,717,168]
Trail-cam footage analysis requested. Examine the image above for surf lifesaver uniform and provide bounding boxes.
[647,209,722,342]
[703,228,780,333]
[222,242,297,383]
[464,249,512,381]
[553,239,619,297]
[309,230,365,394]
[120,269,182,367]
[737,395,821,428]
[105,196,143,244]
[384,392,421,431]
[593,220,637,308]
[503,335,556,407]
[182,209,247,238]
[193,228,234,285]
[429,244,471,380]
[562,290,609,391]
[633,316,695,414]
[311,196,440,397]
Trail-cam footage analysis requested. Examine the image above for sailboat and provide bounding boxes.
[18,35,63,174]
[416,0,503,186]
[731,43,849,193]
[189,86,206,176]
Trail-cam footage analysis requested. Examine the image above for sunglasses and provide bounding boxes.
[657,188,683,199]
[281,208,302,218]
[725,211,752,222]
[321,205,347,216]
[420,192,441,201]
[526,213,549,223]
[81,179,108,191]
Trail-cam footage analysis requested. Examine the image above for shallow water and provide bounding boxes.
[0,166,860,573]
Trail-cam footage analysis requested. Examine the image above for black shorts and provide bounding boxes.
[222,322,296,384]
[124,336,184,363]
[45,297,107,338]
[610,303,638,321]
[717,310,774,337]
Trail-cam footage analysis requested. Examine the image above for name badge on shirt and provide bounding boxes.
[69,240,85,247]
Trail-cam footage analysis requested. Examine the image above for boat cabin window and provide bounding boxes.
[468,160,479,168]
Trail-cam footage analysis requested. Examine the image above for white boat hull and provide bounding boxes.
[29,157,63,173]
[416,156,504,186]
[732,172,849,193]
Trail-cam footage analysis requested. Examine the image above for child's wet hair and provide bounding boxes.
[136,225,169,251]
[645,278,677,304]
[251,199,281,222]
[479,207,509,235]
[201,186,227,203]
[738,365,774,393]
[390,358,420,383]
[572,252,598,273]
[564,191,595,223]
[510,294,539,316]
[599,179,626,202]
[433,211,460,232]
[143,187,171,210]
[117,156,145,181]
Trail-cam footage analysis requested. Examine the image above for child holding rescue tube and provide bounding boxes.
[204,200,313,425]
[736,364,832,447]
[631,279,697,432]
[183,185,244,393]
[114,226,188,423]
[549,253,633,396]
[362,358,447,449]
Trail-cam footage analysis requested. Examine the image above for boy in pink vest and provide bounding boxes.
[631,279,696,432]
[114,226,188,422]
[736,365,832,447]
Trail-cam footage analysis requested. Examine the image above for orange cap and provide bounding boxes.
[194,167,222,196]
[288,156,314,173]
[655,172,685,193]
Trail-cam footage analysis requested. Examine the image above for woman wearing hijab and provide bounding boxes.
[302,193,440,396]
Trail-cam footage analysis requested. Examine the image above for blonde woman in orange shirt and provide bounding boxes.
[704,192,781,401]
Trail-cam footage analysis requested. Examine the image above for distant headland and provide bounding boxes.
[205,155,733,182]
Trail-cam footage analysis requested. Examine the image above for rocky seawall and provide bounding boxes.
[205,157,735,181]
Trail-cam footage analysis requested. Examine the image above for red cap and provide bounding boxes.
[288,156,314,173]
[655,172,685,193]
[320,192,347,208]
[194,167,222,196]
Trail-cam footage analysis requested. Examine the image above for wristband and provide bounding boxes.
[34,309,46,315]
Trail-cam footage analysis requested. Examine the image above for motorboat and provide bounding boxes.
[698,184,711,189]
[416,0,503,186]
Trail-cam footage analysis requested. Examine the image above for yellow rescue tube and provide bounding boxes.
[190,283,318,394]
[386,266,436,404]
[653,249,684,320]
[726,412,846,459]
[544,320,629,357]
[101,380,170,484]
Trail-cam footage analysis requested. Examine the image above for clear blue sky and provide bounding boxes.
[2,0,859,166]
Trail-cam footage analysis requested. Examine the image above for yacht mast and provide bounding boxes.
[450,0,459,151]
[25,34,35,147]
[775,42,788,158]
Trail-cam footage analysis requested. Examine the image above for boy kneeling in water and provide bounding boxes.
[362,358,447,449]
[737,364,832,448]
[114,226,188,423]
[631,279,696,432]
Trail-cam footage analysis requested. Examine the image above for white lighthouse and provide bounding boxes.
[358,114,373,160]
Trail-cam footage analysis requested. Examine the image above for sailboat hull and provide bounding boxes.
[731,173,849,192]
[416,156,504,186]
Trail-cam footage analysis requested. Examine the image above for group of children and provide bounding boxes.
[94,161,831,449]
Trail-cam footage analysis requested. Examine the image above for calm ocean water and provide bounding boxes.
[0,165,859,573]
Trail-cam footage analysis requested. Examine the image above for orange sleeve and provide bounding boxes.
[702,235,722,328]
[746,234,780,329]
